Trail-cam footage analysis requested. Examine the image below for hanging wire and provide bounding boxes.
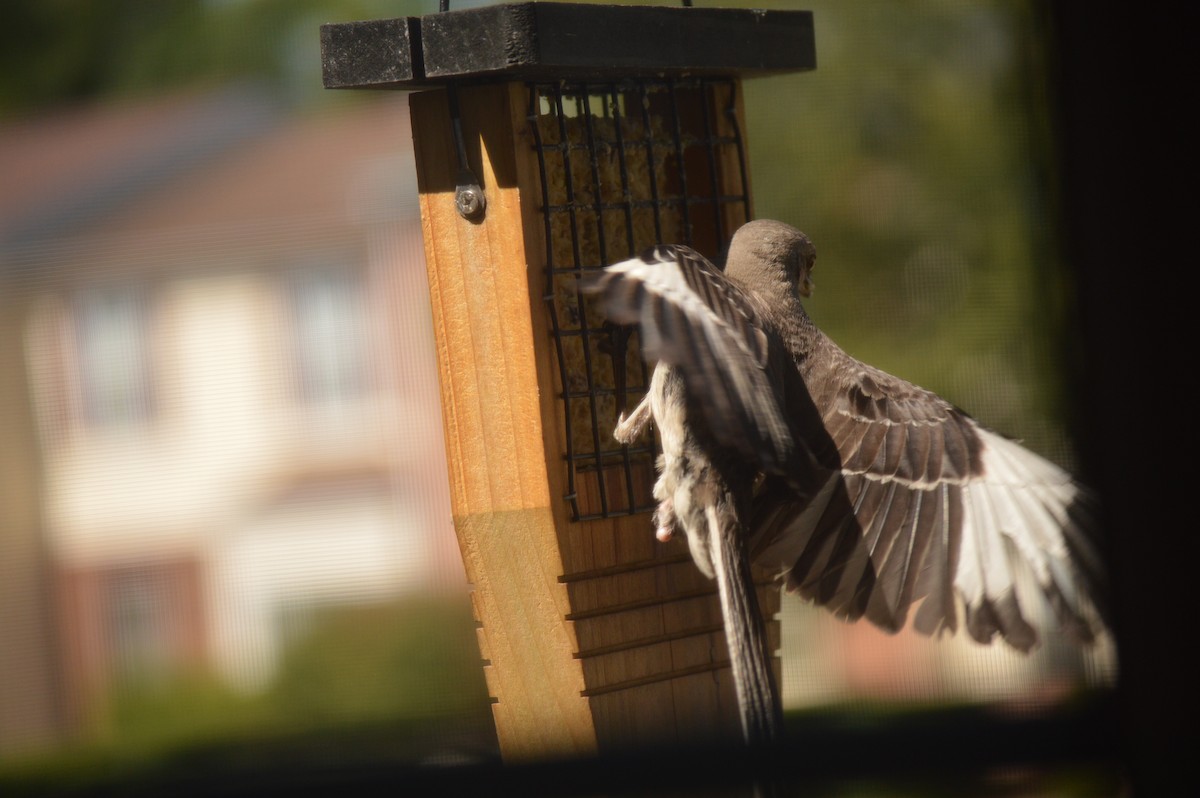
[441,1,693,14]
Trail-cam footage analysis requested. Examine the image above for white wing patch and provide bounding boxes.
[952,425,1100,649]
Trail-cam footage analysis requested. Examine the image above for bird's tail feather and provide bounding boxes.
[705,500,782,749]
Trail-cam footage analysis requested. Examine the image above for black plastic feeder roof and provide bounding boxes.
[320,2,816,89]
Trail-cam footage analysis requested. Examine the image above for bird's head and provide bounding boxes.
[726,220,816,302]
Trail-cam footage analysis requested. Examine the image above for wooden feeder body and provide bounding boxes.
[321,3,816,761]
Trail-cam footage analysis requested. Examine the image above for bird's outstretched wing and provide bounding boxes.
[583,245,796,470]
[749,340,1107,652]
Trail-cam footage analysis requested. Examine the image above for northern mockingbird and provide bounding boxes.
[585,219,1108,747]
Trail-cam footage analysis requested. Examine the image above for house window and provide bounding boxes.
[106,568,171,681]
[74,285,154,426]
[288,264,368,404]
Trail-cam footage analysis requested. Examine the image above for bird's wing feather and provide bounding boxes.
[750,340,1107,651]
[583,245,795,470]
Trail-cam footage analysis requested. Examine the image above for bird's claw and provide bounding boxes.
[653,497,676,542]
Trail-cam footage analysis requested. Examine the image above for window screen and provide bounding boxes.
[0,1,1120,795]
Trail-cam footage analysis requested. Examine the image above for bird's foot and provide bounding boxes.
[654,498,676,542]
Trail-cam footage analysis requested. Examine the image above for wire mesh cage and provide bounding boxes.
[528,78,752,521]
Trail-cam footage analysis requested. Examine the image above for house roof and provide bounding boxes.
[1,85,417,271]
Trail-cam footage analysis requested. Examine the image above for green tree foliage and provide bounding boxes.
[740,1,1076,464]
[266,597,492,726]
[0,598,496,782]
[0,0,430,114]
[90,597,492,761]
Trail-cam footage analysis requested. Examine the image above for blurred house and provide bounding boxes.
[0,86,461,748]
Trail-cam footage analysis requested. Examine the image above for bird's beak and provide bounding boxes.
[799,275,814,298]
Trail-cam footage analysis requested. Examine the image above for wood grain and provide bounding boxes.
[410,80,780,760]
[411,84,595,760]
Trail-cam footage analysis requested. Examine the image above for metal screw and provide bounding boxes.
[455,183,485,219]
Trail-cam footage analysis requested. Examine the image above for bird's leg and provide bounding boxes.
[705,495,782,749]
[613,393,652,444]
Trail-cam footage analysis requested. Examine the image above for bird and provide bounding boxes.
[583,219,1109,749]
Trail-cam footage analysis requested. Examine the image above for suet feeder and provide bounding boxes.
[321,2,815,760]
